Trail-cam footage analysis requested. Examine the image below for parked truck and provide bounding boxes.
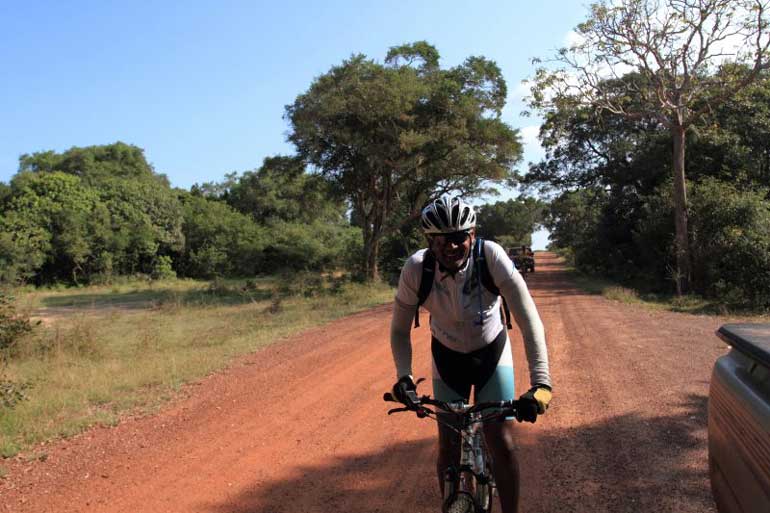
[708,323,770,513]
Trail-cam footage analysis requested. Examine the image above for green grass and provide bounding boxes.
[566,269,770,318]
[1,276,394,457]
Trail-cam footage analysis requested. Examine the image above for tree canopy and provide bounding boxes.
[529,0,770,293]
[530,66,770,307]
[475,198,545,247]
[0,144,358,285]
[286,41,522,280]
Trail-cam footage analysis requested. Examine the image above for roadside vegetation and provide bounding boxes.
[564,265,770,319]
[0,276,393,457]
[528,1,770,312]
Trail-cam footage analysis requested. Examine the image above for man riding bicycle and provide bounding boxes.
[389,196,552,513]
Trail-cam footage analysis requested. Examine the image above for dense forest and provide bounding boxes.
[0,141,542,287]
[526,67,770,308]
[525,0,770,309]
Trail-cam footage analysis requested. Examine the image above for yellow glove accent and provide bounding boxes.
[532,387,552,414]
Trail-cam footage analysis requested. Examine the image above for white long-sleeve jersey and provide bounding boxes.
[390,239,551,389]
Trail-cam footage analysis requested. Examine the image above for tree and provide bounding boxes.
[475,198,545,247]
[529,0,770,294]
[0,172,103,283]
[178,192,266,278]
[286,42,522,280]
[1,143,185,284]
[18,142,160,185]
[225,156,345,224]
[544,188,607,269]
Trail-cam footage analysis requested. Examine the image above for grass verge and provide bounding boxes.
[1,276,393,457]
[565,269,770,318]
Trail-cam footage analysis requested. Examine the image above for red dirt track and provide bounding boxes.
[1,253,728,512]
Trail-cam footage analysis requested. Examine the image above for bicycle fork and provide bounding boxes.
[442,418,495,513]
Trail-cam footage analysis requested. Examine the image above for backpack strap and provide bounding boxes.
[414,249,436,328]
[475,238,513,330]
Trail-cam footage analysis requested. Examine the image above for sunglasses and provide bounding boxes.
[432,231,471,246]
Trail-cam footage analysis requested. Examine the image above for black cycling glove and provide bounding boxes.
[392,375,418,408]
[517,385,552,423]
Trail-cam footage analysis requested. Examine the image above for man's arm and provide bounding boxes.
[486,242,552,388]
[390,297,416,379]
[389,252,423,379]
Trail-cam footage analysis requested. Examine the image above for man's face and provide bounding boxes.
[429,229,474,271]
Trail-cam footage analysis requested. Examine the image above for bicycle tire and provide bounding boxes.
[445,492,475,513]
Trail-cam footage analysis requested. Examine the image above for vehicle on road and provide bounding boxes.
[385,380,521,513]
[508,247,535,277]
[708,323,770,513]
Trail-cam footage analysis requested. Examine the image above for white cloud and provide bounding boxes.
[511,80,531,100]
[564,29,583,49]
[520,125,545,163]
[520,125,540,146]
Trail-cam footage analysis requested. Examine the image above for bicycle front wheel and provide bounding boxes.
[445,492,475,513]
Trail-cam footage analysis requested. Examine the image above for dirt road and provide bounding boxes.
[1,253,729,512]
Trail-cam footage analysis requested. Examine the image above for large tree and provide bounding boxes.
[2,143,184,283]
[286,42,522,280]
[476,198,546,247]
[224,156,345,224]
[529,0,770,294]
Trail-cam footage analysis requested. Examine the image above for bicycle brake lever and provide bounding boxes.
[387,407,411,415]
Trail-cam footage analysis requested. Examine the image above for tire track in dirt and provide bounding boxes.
[1,254,732,512]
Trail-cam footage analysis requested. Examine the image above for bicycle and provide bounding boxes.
[384,380,521,513]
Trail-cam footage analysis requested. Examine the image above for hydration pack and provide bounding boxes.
[414,238,513,330]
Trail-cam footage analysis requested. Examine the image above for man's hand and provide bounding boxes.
[392,375,418,408]
[517,385,552,423]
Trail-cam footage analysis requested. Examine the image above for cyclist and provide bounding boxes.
[389,195,552,513]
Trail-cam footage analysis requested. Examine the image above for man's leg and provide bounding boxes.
[431,340,471,496]
[483,420,520,513]
[475,338,517,512]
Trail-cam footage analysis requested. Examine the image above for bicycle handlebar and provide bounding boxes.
[383,391,521,422]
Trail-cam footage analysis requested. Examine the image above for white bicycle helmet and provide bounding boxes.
[421,196,476,234]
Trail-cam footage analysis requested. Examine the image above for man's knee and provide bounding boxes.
[483,421,517,455]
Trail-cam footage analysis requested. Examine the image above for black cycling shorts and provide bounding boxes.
[431,328,511,402]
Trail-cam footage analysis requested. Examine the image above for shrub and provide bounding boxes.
[688,178,770,308]
[151,255,177,280]
[637,178,770,307]
[0,292,35,354]
[0,292,36,408]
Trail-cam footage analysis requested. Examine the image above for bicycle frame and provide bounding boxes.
[440,404,495,513]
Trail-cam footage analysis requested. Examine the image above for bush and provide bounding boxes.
[636,178,770,307]
[261,221,362,273]
[688,179,770,308]
[151,255,177,280]
[0,292,36,408]
[0,292,35,354]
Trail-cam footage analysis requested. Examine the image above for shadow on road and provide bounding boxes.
[206,393,714,513]
[531,392,715,513]
[205,438,439,513]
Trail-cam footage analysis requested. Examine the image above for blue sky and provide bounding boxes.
[1,1,590,247]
